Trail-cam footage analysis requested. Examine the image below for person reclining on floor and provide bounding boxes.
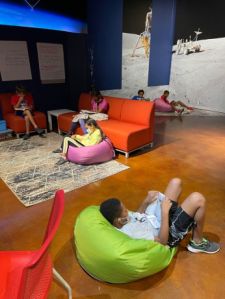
[100,178,220,254]
[11,85,45,140]
[154,90,193,115]
[55,119,105,165]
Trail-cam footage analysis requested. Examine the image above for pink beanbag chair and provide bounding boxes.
[154,98,173,112]
[66,138,115,165]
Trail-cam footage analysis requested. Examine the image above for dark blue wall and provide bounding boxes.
[148,0,176,86]
[87,0,123,90]
[0,25,89,112]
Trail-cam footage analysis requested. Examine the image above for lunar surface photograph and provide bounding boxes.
[103,1,225,113]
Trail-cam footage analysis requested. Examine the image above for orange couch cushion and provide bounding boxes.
[120,100,154,126]
[98,120,152,152]
[78,93,92,111]
[104,96,125,120]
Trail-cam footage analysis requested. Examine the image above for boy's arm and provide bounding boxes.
[137,191,159,213]
[154,197,172,245]
[98,100,108,113]
[14,96,24,109]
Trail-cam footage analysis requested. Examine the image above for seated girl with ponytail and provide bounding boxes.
[55,119,105,165]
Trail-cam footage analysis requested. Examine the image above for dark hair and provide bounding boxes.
[94,90,103,100]
[138,89,144,94]
[16,84,27,94]
[100,198,122,224]
[85,118,106,139]
[163,90,169,95]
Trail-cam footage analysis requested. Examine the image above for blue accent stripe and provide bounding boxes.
[87,0,123,90]
[148,0,176,86]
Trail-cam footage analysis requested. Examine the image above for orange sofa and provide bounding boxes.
[58,93,155,157]
[0,93,47,138]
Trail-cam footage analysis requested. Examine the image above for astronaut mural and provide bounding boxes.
[121,1,152,98]
[103,0,225,113]
[132,6,152,58]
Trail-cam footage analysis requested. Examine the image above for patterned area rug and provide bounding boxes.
[155,109,225,117]
[0,133,129,207]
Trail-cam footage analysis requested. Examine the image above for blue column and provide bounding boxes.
[87,0,123,90]
[148,0,176,86]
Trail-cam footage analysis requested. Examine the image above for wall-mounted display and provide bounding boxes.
[0,40,32,81]
[37,43,65,84]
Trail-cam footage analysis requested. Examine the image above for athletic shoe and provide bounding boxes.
[187,238,220,254]
[23,133,30,140]
[175,108,184,116]
[35,128,45,135]
[52,148,62,153]
[187,106,194,110]
[181,108,191,115]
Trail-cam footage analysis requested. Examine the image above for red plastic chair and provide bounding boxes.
[0,190,72,299]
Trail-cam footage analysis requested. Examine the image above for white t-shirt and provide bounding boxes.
[118,192,165,241]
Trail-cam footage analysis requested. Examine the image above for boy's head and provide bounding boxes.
[138,89,145,98]
[100,198,129,228]
[163,90,169,98]
[16,85,27,96]
[93,90,103,103]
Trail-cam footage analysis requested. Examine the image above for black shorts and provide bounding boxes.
[15,109,33,118]
[168,201,195,247]
[15,110,25,117]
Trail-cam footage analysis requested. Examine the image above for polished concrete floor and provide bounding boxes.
[1,115,225,299]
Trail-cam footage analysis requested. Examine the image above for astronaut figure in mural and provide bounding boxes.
[142,6,152,57]
[132,7,152,58]
[145,6,152,34]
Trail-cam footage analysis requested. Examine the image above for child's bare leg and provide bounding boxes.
[176,100,189,109]
[164,178,182,202]
[24,115,30,134]
[24,109,37,128]
[181,192,206,243]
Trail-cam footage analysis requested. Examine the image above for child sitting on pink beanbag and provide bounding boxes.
[66,138,115,165]
[154,97,173,112]
[154,90,194,113]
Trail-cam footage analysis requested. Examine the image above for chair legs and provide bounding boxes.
[53,268,72,299]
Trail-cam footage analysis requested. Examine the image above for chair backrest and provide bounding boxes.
[0,93,14,117]
[78,93,92,111]
[120,99,155,126]
[18,190,65,298]
[104,96,125,120]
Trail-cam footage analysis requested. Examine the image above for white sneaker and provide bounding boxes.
[182,108,190,114]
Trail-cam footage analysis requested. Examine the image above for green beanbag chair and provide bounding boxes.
[74,206,177,283]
